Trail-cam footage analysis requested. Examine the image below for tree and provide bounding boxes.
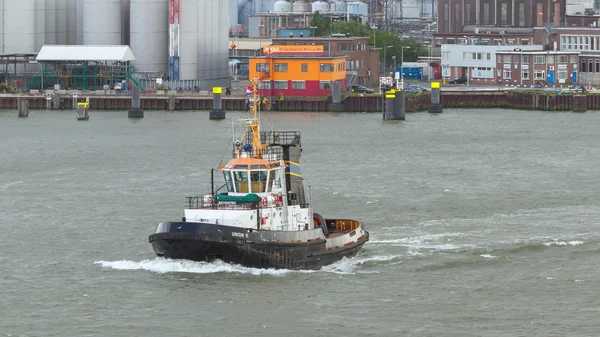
[310,12,330,37]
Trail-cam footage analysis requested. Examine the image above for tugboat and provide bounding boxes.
[149,77,369,270]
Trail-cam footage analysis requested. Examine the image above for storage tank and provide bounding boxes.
[274,0,292,12]
[56,0,67,44]
[45,0,56,45]
[76,0,83,44]
[197,0,229,83]
[83,0,122,45]
[179,0,199,80]
[229,0,239,26]
[312,1,330,12]
[349,1,369,17]
[130,0,169,74]
[66,0,77,44]
[34,0,46,52]
[4,0,36,53]
[398,0,421,19]
[292,0,311,12]
[331,1,347,13]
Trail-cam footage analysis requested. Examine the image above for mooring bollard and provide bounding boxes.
[128,85,144,118]
[17,99,29,117]
[383,88,397,120]
[209,87,225,120]
[428,81,443,113]
[394,88,406,120]
[77,102,89,120]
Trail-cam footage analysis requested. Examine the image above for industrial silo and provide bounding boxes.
[76,0,83,44]
[66,0,77,44]
[274,0,292,12]
[83,0,122,45]
[197,0,229,85]
[349,1,368,17]
[312,1,330,13]
[4,0,36,53]
[45,0,56,45]
[179,0,199,80]
[130,0,169,75]
[56,0,67,44]
[293,1,311,12]
[34,0,46,52]
[229,0,239,27]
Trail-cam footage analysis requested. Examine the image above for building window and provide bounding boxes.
[442,51,451,59]
[319,81,331,90]
[513,55,519,63]
[503,70,512,79]
[581,59,587,72]
[256,63,269,72]
[291,80,306,90]
[447,38,455,44]
[557,70,567,80]
[547,55,554,64]
[501,3,508,25]
[534,56,545,64]
[466,3,471,24]
[570,55,577,63]
[534,70,545,79]
[472,67,493,78]
[274,80,288,89]
[589,60,593,72]
[274,63,288,72]
[259,80,271,89]
[454,2,460,32]
[522,55,529,63]
[519,3,525,26]
[487,53,491,60]
[596,60,600,72]
[463,52,469,60]
[320,63,334,72]
[337,43,347,51]
[522,71,529,80]
[483,3,490,25]
[558,55,568,63]
[444,2,449,33]
[301,63,308,72]
[503,55,512,63]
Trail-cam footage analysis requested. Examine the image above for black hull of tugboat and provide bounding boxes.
[149,222,369,270]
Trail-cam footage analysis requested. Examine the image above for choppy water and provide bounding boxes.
[1,108,600,336]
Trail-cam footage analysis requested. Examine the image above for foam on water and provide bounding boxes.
[542,240,584,246]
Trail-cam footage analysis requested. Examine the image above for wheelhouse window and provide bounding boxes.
[250,170,268,193]
[267,169,278,192]
[223,171,234,192]
[233,171,249,192]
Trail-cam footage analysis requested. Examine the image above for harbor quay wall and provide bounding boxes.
[0,92,597,112]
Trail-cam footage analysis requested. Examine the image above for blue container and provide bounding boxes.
[397,67,422,80]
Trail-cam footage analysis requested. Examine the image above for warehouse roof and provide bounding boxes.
[36,45,135,62]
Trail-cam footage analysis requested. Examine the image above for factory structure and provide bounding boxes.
[230,0,437,38]
[1,0,229,91]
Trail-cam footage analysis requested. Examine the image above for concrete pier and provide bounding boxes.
[394,89,406,120]
[127,85,144,118]
[383,89,398,120]
[327,80,344,112]
[209,87,225,120]
[428,82,443,113]
[17,99,29,117]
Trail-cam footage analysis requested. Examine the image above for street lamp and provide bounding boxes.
[401,46,411,89]
[392,55,397,89]
[309,25,316,37]
[383,45,393,79]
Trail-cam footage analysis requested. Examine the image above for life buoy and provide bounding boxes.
[261,216,267,225]
[261,197,268,208]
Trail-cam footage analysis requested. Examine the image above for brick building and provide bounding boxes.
[271,36,380,87]
[495,50,578,85]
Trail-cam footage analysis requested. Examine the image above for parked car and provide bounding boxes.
[402,86,423,93]
[449,77,467,84]
[352,85,375,94]
[405,85,430,92]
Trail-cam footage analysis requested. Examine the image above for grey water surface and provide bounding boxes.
[1,108,599,337]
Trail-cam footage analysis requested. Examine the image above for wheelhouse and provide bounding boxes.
[220,158,282,194]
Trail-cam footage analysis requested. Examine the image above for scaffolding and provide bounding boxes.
[0,54,38,91]
[31,61,134,91]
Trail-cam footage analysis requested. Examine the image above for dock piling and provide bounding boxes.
[128,85,144,118]
[383,88,398,120]
[209,87,225,120]
[428,82,443,113]
[17,99,29,117]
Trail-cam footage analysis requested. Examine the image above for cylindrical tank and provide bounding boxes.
[83,0,122,45]
[229,0,238,26]
[34,0,46,52]
[312,1,330,12]
[56,0,67,44]
[274,0,292,12]
[45,0,56,45]
[331,1,347,13]
[130,0,169,74]
[292,1,311,12]
[76,0,83,44]
[66,0,77,44]
[398,0,421,19]
[349,1,369,17]
[197,0,229,82]
[179,0,199,80]
[4,0,36,53]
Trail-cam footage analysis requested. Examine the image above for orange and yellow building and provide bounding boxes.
[249,45,347,97]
